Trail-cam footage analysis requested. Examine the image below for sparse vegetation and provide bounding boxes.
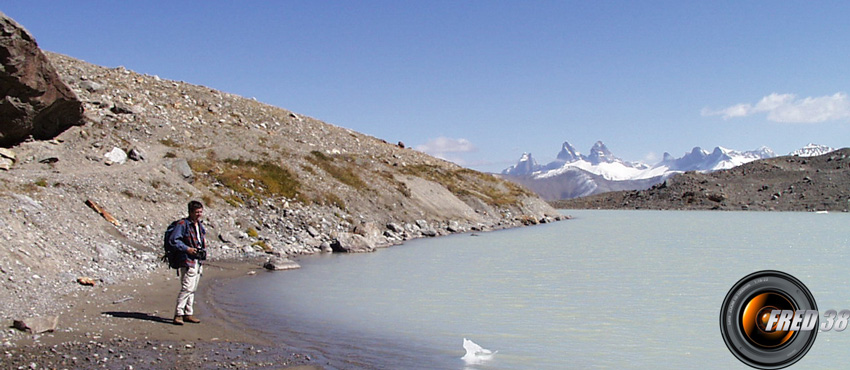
[314,192,346,210]
[252,240,273,253]
[34,178,48,187]
[306,151,367,191]
[189,158,301,201]
[378,171,411,197]
[159,138,180,147]
[20,183,40,193]
[246,227,259,238]
[401,165,531,206]
[224,195,243,207]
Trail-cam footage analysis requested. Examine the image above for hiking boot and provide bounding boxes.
[183,315,201,324]
[173,315,184,325]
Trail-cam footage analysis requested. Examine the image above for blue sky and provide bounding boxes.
[4,1,850,172]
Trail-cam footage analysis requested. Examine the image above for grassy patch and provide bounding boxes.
[189,158,301,201]
[224,195,243,207]
[246,228,259,238]
[160,138,180,148]
[20,183,40,193]
[34,178,48,187]
[314,192,346,210]
[402,165,532,206]
[252,240,273,253]
[306,151,367,190]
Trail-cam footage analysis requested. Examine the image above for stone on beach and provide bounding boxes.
[330,234,375,253]
[13,315,59,334]
[263,257,301,271]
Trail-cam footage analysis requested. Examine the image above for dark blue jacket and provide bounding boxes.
[167,218,206,268]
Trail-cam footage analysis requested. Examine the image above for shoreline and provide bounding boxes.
[4,221,568,369]
[4,259,324,369]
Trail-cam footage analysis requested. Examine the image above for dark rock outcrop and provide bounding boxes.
[0,12,84,147]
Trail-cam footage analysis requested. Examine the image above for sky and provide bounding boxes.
[4,1,850,172]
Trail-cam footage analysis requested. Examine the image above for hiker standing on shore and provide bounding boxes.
[167,200,207,325]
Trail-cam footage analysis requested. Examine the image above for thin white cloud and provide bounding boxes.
[415,137,478,166]
[702,93,850,123]
[642,151,659,164]
[416,137,476,155]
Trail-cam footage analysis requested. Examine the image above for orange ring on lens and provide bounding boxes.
[741,292,796,348]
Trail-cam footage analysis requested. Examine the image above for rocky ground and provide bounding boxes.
[553,149,850,211]
[0,49,563,367]
[2,261,325,369]
[3,338,317,370]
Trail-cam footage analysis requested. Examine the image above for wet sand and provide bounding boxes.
[4,261,325,369]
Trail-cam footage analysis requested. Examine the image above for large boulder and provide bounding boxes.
[329,233,375,253]
[263,257,301,271]
[0,12,84,147]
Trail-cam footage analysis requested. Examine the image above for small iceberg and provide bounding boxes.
[462,338,497,365]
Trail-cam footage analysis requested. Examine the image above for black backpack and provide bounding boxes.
[160,220,182,269]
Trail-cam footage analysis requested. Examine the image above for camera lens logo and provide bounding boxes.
[720,270,818,369]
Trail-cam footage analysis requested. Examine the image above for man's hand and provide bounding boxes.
[187,247,197,256]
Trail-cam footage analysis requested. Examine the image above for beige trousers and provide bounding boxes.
[175,263,202,316]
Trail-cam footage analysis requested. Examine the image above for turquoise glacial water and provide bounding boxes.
[211,210,850,369]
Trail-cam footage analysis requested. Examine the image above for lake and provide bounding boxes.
[210,210,850,369]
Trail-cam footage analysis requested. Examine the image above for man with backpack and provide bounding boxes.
[166,200,207,325]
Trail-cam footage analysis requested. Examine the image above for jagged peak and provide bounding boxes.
[587,141,617,164]
[556,141,582,162]
[690,147,707,155]
[502,152,541,175]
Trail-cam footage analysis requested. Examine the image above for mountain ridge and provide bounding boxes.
[552,148,850,211]
[500,141,781,200]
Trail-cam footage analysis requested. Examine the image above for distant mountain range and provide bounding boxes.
[790,143,837,157]
[500,142,836,201]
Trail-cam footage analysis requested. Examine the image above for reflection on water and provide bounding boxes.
[212,210,850,369]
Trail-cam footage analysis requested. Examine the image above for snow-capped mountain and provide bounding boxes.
[790,143,836,157]
[656,146,776,172]
[505,141,652,180]
[501,153,539,176]
[500,141,776,200]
